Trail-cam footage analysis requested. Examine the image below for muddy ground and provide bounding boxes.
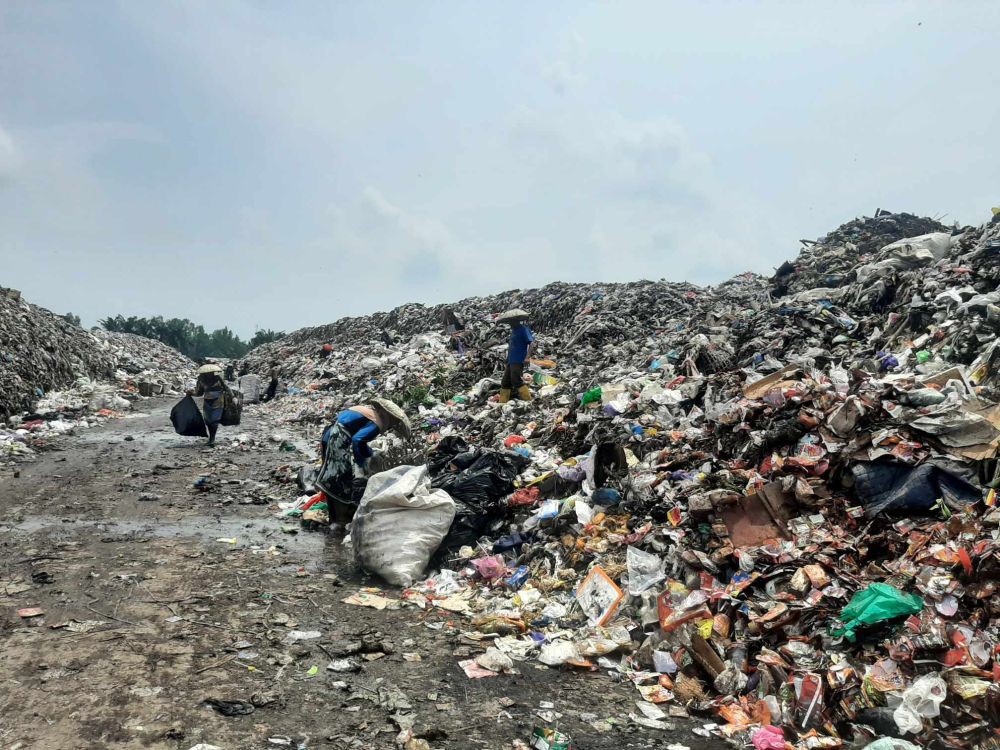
[0,400,726,750]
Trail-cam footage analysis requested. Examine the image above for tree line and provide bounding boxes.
[99,315,285,360]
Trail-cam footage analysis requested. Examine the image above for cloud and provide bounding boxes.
[542,32,586,95]
[0,125,17,178]
[508,108,711,203]
[320,189,460,306]
[497,106,764,284]
[361,187,455,257]
[0,120,167,243]
[314,106,750,313]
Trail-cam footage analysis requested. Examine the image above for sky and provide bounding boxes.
[1,1,998,337]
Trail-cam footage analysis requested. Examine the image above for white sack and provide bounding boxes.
[351,464,456,587]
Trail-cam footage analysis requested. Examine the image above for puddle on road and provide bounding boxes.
[0,515,353,570]
[70,428,199,450]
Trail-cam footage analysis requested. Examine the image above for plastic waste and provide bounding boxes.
[852,462,981,517]
[591,488,621,506]
[475,647,514,673]
[751,726,786,750]
[892,674,947,735]
[538,640,579,666]
[862,739,921,750]
[170,395,208,437]
[625,546,665,595]
[505,565,530,590]
[471,555,506,581]
[351,465,456,587]
[830,583,924,641]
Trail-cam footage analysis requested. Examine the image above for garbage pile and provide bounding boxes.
[0,286,116,418]
[92,329,194,396]
[771,210,950,298]
[256,209,1000,749]
[241,276,707,400]
[0,286,194,458]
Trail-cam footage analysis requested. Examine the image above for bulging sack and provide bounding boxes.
[221,387,243,426]
[170,395,208,437]
[352,465,456,587]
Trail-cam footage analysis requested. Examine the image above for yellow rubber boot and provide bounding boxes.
[516,386,532,401]
[498,389,512,403]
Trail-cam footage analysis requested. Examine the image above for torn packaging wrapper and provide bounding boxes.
[576,566,625,626]
[720,482,797,548]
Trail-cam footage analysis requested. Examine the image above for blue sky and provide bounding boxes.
[2,1,998,336]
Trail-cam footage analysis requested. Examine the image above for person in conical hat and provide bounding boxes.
[189,362,225,447]
[496,309,534,403]
[306,398,411,530]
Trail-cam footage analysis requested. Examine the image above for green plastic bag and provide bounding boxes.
[580,386,602,406]
[830,583,924,641]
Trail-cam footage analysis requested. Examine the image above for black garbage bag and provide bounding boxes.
[427,436,471,474]
[170,395,208,438]
[852,460,981,517]
[297,465,318,493]
[433,451,529,508]
[432,449,530,553]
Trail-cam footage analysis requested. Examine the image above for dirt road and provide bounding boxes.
[0,401,724,750]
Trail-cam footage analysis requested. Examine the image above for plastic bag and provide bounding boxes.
[431,447,529,554]
[830,583,924,641]
[851,461,980,517]
[238,374,262,403]
[538,640,579,666]
[892,674,947,735]
[170,395,208,437]
[626,546,665,595]
[471,555,506,581]
[751,726,786,750]
[351,465,456,587]
[863,739,921,750]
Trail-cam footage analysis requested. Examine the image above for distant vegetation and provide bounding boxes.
[99,315,284,360]
[62,312,81,326]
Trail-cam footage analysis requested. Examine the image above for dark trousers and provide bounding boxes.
[262,379,278,402]
[501,362,524,389]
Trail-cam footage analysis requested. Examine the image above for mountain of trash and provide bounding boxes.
[247,208,1000,750]
[1,285,194,458]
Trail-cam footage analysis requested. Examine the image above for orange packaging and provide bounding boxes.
[575,566,624,626]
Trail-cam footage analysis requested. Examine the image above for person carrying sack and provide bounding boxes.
[189,363,226,447]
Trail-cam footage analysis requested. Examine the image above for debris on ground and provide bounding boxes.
[0,287,193,464]
[242,208,1000,749]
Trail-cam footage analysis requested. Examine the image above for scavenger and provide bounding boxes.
[497,308,534,403]
[190,362,226,447]
[262,366,280,403]
[304,398,411,529]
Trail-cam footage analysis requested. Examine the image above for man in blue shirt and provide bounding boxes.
[497,308,534,403]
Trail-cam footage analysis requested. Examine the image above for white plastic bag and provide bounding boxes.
[626,546,665,595]
[538,640,579,666]
[892,673,947,735]
[351,465,456,587]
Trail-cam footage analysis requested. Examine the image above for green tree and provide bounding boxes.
[62,312,81,327]
[99,315,263,360]
[248,329,286,350]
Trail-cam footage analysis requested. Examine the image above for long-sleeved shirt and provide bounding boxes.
[508,323,534,363]
[195,373,224,400]
[322,409,382,465]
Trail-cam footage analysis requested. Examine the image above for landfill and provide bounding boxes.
[0,285,194,462]
[241,208,1000,750]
